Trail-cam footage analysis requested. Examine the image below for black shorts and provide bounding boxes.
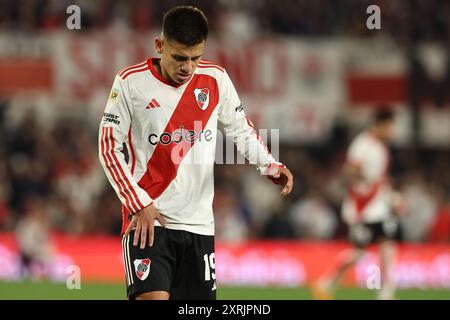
[121,226,216,300]
[349,218,400,248]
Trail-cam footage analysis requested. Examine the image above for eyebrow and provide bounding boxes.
[171,54,202,61]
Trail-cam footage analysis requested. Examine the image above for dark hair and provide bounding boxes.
[162,6,208,46]
[374,106,395,124]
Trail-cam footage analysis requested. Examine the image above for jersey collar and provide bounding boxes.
[148,58,192,88]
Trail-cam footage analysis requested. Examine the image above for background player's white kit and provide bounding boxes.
[342,131,392,225]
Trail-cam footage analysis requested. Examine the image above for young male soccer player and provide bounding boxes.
[98,6,293,300]
[313,108,403,300]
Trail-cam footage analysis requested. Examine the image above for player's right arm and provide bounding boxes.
[98,75,165,248]
[342,161,364,187]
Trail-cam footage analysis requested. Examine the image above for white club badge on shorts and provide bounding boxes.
[194,88,210,110]
[133,258,151,281]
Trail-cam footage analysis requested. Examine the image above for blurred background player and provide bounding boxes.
[313,107,405,300]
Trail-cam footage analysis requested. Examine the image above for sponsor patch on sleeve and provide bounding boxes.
[235,103,244,113]
[109,88,119,101]
[102,113,120,124]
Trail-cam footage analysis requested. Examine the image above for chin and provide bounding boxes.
[176,79,189,85]
[168,75,182,85]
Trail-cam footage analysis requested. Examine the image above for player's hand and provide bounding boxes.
[268,165,294,197]
[123,204,166,249]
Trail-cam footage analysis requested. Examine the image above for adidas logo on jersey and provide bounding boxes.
[146,98,161,109]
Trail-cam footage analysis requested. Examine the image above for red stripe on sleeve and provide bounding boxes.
[118,61,147,77]
[199,60,224,69]
[197,65,224,73]
[128,127,136,175]
[104,127,139,212]
[121,67,150,80]
[101,127,134,212]
[109,127,144,210]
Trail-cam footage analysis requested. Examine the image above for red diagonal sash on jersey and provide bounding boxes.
[349,134,390,221]
[138,74,219,199]
[349,180,384,218]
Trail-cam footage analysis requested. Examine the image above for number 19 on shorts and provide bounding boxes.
[203,253,215,281]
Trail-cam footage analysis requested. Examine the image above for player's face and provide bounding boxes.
[379,120,395,142]
[156,37,204,85]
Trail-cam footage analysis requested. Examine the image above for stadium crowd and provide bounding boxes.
[0,0,449,44]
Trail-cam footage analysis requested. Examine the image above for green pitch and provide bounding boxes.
[0,281,448,300]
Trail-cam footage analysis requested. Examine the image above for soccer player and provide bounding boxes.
[313,108,403,300]
[98,6,293,300]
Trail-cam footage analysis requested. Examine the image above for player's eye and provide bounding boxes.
[172,55,187,62]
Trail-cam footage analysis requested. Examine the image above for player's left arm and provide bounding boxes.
[217,71,293,196]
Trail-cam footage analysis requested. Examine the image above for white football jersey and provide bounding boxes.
[99,58,280,235]
[342,131,392,224]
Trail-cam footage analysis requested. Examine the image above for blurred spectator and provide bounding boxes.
[0,197,7,229]
[0,155,9,229]
[427,188,450,242]
[399,173,438,242]
[214,186,249,243]
[241,167,284,234]
[288,190,338,240]
[15,195,54,280]
[262,207,296,239]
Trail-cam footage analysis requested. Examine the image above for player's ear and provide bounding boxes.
[155,37,164,54]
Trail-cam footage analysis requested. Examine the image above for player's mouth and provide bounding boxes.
[176,73,192,82]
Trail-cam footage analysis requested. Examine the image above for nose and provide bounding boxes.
[181,60,194,74]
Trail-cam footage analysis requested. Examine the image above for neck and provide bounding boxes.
[153,60,164,78]
[370,128,384,143]
[153,59,177,86]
